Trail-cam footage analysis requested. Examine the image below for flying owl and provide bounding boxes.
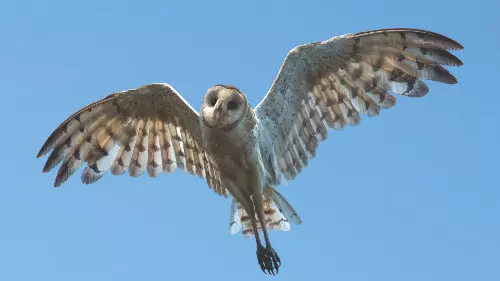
[37,28,463,274]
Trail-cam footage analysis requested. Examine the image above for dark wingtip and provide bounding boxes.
[452,42,464,51]
[412,28,464,50]
[37,147,46,158]
[42,163,52,173]
[417,29,464,50]
[454,41,464,51]
[354,28,464,50]
[37,130,61,159]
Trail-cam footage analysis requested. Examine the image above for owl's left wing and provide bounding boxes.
[254,28,463,183]
[37,83,227,196]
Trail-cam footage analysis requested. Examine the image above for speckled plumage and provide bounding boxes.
[38,28,463,275]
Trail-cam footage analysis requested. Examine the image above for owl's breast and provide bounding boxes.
[202,123,259,168]
[201,114,264,196]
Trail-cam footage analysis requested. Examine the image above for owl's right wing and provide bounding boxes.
[254,28,463,184]
[37,83,228,197]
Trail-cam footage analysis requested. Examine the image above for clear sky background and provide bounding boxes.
[1,0,499,280]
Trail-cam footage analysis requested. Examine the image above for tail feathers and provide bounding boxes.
[229,188,301,238]
[266,188,302,225]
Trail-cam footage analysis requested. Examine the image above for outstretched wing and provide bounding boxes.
[37,83,228,196]
[254,28,463,183]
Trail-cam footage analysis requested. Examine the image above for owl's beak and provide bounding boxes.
[214,101,226,119]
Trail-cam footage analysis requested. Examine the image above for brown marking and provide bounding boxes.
[139,144,146,152]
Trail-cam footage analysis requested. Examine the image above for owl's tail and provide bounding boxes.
[229,187,302,238]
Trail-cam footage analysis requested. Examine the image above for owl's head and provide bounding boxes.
[201,84,248,131]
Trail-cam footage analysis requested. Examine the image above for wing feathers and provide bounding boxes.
[129,119,148,177]
[110,119,139,176]
[54,140,91,187]
[168,120,186,171]
[43,113,109,173]
[161,123,177,173]
[38,83,227,197]
[351,28,463,51]
[147,119,163,178]
[37,99,113,158]
[256,28,462,184]
[404,47,463,66]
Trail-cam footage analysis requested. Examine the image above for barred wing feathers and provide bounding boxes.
[37,83,228,197]
[255,28,463,183]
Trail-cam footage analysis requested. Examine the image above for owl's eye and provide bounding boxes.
[227,100,237,110]
[209,97,217,106]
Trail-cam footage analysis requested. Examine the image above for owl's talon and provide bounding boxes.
[266,246,280,274]
[257,245,280,274]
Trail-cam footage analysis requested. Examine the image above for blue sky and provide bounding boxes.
[1,0,499,280]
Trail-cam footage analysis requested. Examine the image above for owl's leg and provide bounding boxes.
[243,201,274,274]
[253,197,281,274]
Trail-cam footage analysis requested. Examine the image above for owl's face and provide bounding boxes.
[201,85,248,131]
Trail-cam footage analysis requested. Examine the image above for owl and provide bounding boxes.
[37,28,463,274]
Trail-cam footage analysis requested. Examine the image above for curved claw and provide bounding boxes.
[257,245,281,275]
[266,246,281,274]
